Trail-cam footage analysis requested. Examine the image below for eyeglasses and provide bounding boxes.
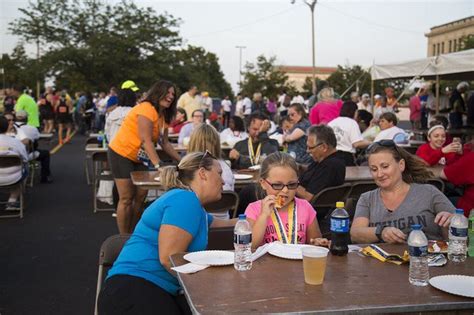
[307,142,324,150]
[200,150,217,166]
[367,139,400,154]
[263,179,299,190]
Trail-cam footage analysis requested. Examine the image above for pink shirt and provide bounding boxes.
[309,99,343,125]
[409,95,421,121]
[245,197,317,246]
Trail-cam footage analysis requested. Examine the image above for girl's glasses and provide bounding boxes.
[263,179,299,190]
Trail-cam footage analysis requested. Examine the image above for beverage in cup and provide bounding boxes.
[453,137,462,154]
[302,247,329,285]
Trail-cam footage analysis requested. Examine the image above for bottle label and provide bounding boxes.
[330,217,349,233]
[234,233,252,245]
[450,227,468,238]
[409,245,428,257]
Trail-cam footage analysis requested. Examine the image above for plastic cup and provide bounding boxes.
[302,247,330,285]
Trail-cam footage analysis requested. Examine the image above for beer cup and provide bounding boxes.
[302,247,329,285]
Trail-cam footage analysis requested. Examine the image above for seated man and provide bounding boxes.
[373,112,407,143]
[0,116,29,210]
[229,112,279,169]
[12,111,53,183]
[296,125,346,203]
[178,109,204,145]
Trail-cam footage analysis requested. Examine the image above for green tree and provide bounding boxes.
[327,65,372,99]
[459,34,474,51]
[240,55,290,98]
[0,44,42,89]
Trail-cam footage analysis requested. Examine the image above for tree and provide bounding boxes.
[0,44,42,89]
[239,55,290,98]
[459,34,474,51]
[327,65,371,99]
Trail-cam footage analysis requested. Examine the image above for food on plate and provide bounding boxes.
[428,240,448,253]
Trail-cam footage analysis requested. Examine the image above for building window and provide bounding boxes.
[449,40,452,53]
[437,43,440,55]
[459,37,463,50]
[454,39,457,51]
[441,42,445,54]
[433,44,436,55]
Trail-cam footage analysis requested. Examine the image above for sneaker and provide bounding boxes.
[5,201,20,211]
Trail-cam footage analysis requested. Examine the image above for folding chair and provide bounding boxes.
[94,234,131,315]
[345,181,378,221]
[204,190,239,219]
[427,178,445,193]
[208,226,234,250]
[310,183,352,238]
[85,137,100,185]
[92,151,115,212]
[0,156,26,219]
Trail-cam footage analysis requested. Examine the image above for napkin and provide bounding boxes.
[171,263,210,274]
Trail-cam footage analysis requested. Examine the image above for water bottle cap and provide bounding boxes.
[455,209,464,215]
[336,201,344,208]
[411,224,421,230]
[238,214,247,220]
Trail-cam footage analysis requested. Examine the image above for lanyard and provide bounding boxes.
[248,138,262,166]
[270,200,298,244]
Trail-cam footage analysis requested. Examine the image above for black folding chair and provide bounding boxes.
[345,181,378,221]
[205,190,239,219]
[92,151,115,212]
[208,227,234,250]
[0,155,26,219]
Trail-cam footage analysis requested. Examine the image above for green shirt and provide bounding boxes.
[15,94,40,127]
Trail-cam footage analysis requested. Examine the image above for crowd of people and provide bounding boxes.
[1,78,473,314]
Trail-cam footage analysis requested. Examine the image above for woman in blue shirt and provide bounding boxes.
[98,151,235,314]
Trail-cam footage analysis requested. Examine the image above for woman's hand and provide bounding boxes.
[381,227,407,244]
[260,195,276,218]
[434,211,453,227]
[441,142,461,154]
[310,238,331,247]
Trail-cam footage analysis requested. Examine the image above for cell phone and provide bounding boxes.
[453,137,461,144]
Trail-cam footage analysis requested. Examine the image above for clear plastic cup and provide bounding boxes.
[302,247,330,285]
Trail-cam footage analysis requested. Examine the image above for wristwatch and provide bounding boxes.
[375,225,386,243]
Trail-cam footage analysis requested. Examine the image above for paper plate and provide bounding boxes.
[183,250,234,266]
[248,165,261,171]
[268,243,316,260]
[154,177,160,181]
[429,275,474,298]
[234,174,253,180]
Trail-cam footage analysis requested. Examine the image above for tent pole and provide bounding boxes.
[435,75,440,115]
[371,78,374,114]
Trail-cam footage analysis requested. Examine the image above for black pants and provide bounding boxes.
[223,111,231,127]
[98,275,191,315]
[37,149,51,180]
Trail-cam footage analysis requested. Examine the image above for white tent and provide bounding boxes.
[371,49,474,81]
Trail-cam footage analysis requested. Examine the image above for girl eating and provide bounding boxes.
[245,152,328,249]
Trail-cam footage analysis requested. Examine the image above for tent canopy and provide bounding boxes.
[371,49,474,81]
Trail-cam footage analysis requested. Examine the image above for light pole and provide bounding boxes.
[235,45,246,90]
[292,0,317,95]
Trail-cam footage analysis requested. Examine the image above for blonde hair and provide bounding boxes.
[319,88,335,102]
[187,124,222,158]
[160,152,215,191]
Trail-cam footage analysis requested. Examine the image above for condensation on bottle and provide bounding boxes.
[407,224,429,286]
[234,214,252,271]
[448,209,468,263]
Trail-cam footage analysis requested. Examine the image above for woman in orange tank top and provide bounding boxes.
[108,80,181,234]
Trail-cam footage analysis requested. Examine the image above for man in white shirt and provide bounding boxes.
[177,85,200,122]
[178,109,204,145]
[221,96,232,127]
[242,94,252,122]
[200,91,213,117]
[374,112,408,143]
[0,115,29,209]
[234,94,244,118]
[357,93,372,112]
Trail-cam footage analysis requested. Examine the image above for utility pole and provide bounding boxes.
[36,39,40,100]
[235,46,246,90]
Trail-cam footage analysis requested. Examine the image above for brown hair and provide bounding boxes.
[256,152,299,198]
[367,143,433,183]
[187,124,222,158]
[160,152,216,191]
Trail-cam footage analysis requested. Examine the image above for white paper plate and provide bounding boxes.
[268,243,316,260]
[234,174,253,180]
[429,275,474,298]
[183,250,234,266]
[154,177,160,181]
[249,165,261,171]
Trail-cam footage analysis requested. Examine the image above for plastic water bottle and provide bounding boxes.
[448,209,468,262]
[234,214,252,271]
[408,224,429,286]
[469,210,474,257]
[330,201,349,256]
[97,131,103,145]
[102,134,108,149]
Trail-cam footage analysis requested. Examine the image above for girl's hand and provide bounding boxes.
[381,227,407,244]
[260,195,276,218]
[442,142,461,154]
[434,211,453,227]
[310,238,331,247]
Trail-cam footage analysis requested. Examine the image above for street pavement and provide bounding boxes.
[0,135,117,315]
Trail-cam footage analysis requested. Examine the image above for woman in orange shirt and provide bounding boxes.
[108,80,181,234]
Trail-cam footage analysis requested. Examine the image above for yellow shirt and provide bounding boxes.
[109,102,167,162]
[177,92,200,121]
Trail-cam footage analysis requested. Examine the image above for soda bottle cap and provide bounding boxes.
[238,214,247,220]
[455,209,464,215]
[336,201,344,208]
[411,224,421,230]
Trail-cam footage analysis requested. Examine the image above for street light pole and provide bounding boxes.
[235,45,246,90]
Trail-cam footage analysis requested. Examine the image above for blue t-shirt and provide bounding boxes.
[107,189,214,295]
[106,95,118,108]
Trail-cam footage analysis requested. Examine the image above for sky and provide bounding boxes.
[1,0,473,92]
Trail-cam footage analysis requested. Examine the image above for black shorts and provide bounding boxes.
[108,148,148,179]
[98,275,191,315]
[57,113,72,124]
